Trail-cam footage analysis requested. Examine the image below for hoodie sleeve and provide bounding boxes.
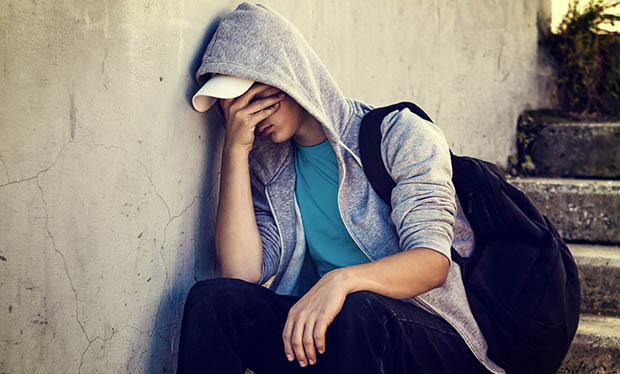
[249,170,281,285]
[379,108,456,261]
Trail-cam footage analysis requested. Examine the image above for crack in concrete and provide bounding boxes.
[77,324,142,373]
[0,141,72,189]
[153,195,203,342]
[160,196,200,282]
[36,175,92,366]
[124,323,153,335]
[171,196,200,223]
[0,174,38,188]
[76,320,161,371]
[162,195,200,247]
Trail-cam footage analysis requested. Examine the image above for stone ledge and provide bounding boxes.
[558,314,620,373]
[508,178,620,244]
[570,244,620,316]
[530,121,620,178]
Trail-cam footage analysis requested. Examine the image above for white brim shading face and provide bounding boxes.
[191,74,255,112]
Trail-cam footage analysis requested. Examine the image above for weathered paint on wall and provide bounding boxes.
[0,1,551,372]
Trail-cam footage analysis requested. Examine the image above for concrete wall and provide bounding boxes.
[0,1,552,372]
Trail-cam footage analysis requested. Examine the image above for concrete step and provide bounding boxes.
[508,177,620,244]
[529,121,620,178]
[558,314,620,373]
[570,244,620,316]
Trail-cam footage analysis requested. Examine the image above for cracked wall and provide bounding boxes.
[0,0,551,372]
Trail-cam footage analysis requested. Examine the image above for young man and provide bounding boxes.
[177,3,504,373]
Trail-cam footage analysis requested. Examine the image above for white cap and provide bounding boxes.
[192,74,255,112]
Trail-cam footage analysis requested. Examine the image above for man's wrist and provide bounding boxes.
[222,145,249,162]
[333,266,363,295]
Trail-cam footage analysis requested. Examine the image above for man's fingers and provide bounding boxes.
[253,102,280,124]
[291,318,308,367]
[231,83,272,109]
[303,318,318,365]
[313,318,328,354]
[246,92,285,115]
[282,319,295,362]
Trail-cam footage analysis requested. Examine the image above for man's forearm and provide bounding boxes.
[336,248,450,300]
[215,149,263,283]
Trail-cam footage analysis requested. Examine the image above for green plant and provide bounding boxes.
[541,0,620,117]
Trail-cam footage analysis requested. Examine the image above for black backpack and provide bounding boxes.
[359,102,581,374]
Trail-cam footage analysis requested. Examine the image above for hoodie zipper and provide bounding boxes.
[265,186,285,276]
[336,143,371,261]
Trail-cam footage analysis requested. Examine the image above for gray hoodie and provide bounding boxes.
[196,3,504,373]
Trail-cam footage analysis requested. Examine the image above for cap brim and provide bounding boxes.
[192,74,255,112]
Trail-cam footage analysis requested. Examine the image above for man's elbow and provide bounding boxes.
[220,268,262,284]
[431,253,450,288]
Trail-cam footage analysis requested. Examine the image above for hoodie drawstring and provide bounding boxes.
[339,141,363,167]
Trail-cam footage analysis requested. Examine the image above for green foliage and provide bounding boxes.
[541,0,620,117]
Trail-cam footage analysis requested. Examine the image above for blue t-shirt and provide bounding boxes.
[294,139,370,278]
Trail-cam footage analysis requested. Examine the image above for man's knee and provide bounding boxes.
[323,291,392,359]
[335,291,392,329]
[342,291,389,312]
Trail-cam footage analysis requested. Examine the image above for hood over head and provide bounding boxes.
[195,2,352,149]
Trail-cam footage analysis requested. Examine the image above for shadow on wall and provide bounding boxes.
[143,14,227,373]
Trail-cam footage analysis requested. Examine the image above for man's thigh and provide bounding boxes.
[322,291,489,374]
[179,278,306,373]
[202,279,313,373]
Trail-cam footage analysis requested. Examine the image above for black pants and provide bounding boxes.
[177,278,489,374]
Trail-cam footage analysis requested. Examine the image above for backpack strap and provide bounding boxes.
[359,102,433,204]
